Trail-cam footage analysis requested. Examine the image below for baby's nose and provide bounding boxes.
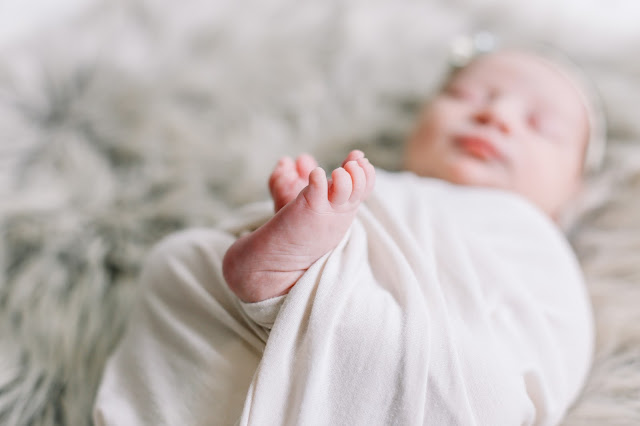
[472,95,516,134]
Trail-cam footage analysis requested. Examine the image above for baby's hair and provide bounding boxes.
[445,32,607,174]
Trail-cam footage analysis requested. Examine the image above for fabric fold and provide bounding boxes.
[94,171,593,426]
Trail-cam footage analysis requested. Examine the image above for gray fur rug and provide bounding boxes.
[1,0,640,424]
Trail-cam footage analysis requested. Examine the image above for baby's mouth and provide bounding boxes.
[454,133,506,162]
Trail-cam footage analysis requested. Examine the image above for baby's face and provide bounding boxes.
[404,50,589,218]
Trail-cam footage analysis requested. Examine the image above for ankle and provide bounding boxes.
[222,234,250,300]
[222,234,301,303]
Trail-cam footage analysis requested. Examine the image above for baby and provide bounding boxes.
[94,47,599,425]
[223,48,592,303]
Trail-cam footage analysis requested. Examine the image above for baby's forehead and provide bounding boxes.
[452,50,575,94]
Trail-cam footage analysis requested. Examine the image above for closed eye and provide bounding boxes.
[446,85,484,103]
[527,112,542,130]
[527,112,562,140]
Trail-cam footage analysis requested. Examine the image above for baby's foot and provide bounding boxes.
[268,154,318,212]
[223,151,375,303]
[268,151,367,212]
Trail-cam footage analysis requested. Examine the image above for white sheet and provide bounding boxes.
[94,171,593,425]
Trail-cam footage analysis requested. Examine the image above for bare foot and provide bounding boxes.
[268,151,367,211]
[223,151,375,303]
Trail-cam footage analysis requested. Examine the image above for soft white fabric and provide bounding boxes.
[93,171,593,425]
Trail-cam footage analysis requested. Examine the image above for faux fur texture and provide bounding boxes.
[0,0,639,424]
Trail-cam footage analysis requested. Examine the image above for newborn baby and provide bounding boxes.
[94,48,598,425]
[224,49,590,303]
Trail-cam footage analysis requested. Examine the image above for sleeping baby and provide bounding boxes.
[94,41,603,425]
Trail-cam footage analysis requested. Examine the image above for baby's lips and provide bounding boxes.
[455,134,505,162]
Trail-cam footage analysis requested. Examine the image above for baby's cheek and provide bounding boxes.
[515,161,562,214]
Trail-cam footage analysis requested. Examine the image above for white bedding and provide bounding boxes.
[94,171,593,425]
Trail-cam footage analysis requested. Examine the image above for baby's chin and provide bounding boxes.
[430,157,508,190]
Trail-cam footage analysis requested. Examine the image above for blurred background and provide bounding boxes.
[0,0,640,424]
[0,0,99,47]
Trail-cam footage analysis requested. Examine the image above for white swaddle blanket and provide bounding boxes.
[94,171,593,425]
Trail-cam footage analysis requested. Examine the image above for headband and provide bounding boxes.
[448,32,607,174]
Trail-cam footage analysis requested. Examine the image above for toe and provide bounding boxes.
[303,167,328,209]
[342,150,365,167]
[343,160,366,202]
[328,167,353,206]
[276,156,295,172]
[270,156,304,212]
[296,154,318,180]
[357,157,376,198]
[269,157,295,189]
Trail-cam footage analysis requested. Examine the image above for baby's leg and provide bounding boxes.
[94,229,264,425]
[223,151,375,303]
